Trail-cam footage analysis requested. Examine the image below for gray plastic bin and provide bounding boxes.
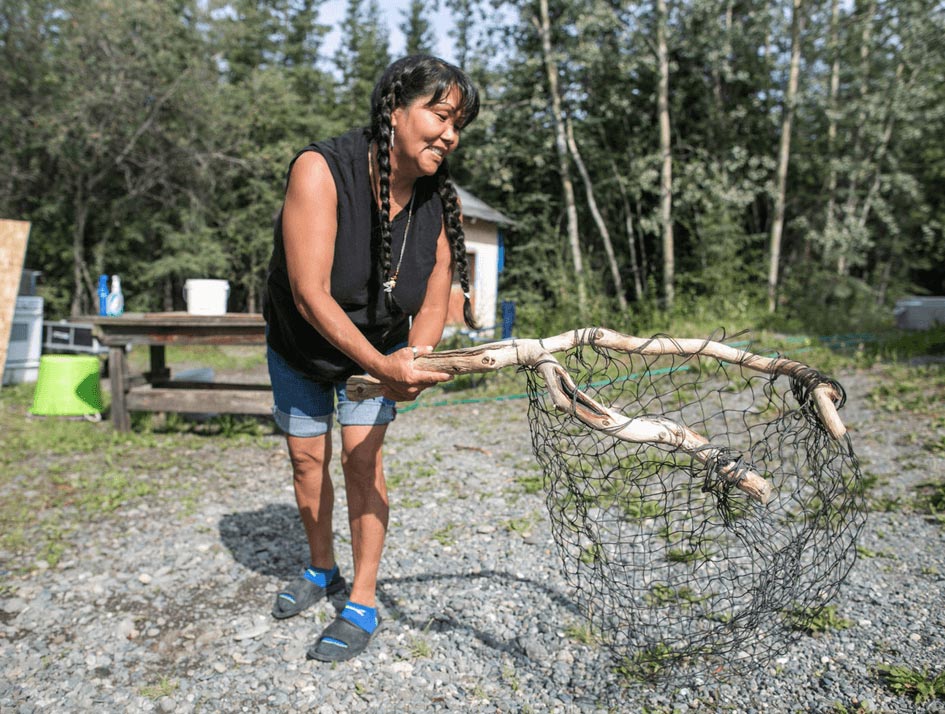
[894,297,945,330]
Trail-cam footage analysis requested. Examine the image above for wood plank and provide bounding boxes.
[109,346,131,431]
[158,380,271,391]
[125,386,273,415]
[83,313,266,347]
[0,220,31,374]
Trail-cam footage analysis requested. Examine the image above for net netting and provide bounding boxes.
[523,333,866,678]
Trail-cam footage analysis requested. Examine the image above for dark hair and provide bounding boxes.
[369,54,481,329]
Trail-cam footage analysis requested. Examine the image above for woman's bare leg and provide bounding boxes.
[340,424,389,607]
[285,433,336,569]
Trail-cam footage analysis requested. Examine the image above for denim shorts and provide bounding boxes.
[267,345,398,438]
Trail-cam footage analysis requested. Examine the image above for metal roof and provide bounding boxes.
[456,186,514,226]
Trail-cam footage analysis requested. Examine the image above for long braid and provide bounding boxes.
[373,87,398,312]
[437,162,479,329]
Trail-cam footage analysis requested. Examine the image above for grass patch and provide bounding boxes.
[667,547,712,564]
[564,620,598,645]
[126,344,266,374]
[866,363,945,416]
[0,379,267,572]
[431,523,458,546]
[644,584,708,608]
[515,472,544,495]
[502,513,540,535]
[614,642,677,681]
[139,677,178,699]
[914,480,945,520]
[785,605,854,634]
[408,636,432,658]
[876,664,945,704]
[386,460,437,489]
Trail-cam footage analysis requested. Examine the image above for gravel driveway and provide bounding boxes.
[2,366,944,713]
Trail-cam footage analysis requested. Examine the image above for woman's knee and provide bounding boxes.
[340,446,381,480]
[340,426,386,478]
[286,436,331,478]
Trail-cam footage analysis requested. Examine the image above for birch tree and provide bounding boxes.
[767,0,804,313]
[565,117,628,310]
[536,0,587,316]
[656,0,674,310]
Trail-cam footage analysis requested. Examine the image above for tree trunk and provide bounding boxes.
[611,160,644,301]
[247,265,258,313]
[875,259,892,306]
[71,187,89,318]
[635,196,648,289]
[767,0,804,313]
[837,0,875,276]
[656,0,674,311]
[565,117,627,309]
[537,0,586,316]
[821,0,841,264]
[711,0,733,135]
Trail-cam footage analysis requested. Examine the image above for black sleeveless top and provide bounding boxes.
[265,128,443,382]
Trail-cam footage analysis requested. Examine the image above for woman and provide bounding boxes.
[263,55,480,662]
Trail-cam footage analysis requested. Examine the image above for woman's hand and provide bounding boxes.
[374,345,452,402]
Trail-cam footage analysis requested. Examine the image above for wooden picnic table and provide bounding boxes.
[86,312,269,431]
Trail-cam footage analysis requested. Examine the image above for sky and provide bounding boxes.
[317,0,459,64]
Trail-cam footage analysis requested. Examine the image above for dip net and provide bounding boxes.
[522,331,865,677]
[348,327,866,677]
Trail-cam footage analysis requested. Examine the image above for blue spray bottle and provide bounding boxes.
[98,274,109,316]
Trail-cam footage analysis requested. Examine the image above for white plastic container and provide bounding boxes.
[3,296,44,385]
[183,279,229,316]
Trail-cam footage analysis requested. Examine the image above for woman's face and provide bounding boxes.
[390,85,464,179]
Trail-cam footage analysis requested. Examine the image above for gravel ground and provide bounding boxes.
[2,366,944,713]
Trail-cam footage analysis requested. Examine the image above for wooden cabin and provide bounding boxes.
[446,186,513,335]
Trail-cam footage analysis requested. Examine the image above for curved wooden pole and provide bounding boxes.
[347,328,847,439]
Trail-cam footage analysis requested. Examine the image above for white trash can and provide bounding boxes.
[3,296,44,385]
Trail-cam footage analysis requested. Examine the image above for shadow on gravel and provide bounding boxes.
[219,504,309,579]
[220,505,587,661]
[376,572,586,657]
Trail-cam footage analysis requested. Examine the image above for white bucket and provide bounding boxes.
[184,279,229,315]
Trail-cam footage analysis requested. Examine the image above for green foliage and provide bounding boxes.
[431,523,458,546]
[914,480,945,522]
[139,677,178,700]
[563,619,598,645]
[876,664,945,704]
[515,472,544,495]
[615,642,677,681]
[644,584,708,609]
[399,0,435,55]
[866,363,945,416]
[785,605,854,634]
[1,0,942,326]
[333,0,390,121]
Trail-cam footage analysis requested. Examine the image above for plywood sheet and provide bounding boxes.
[0,220,32,375]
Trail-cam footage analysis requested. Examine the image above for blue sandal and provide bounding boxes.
[272,569,346,620]
[307,615,383,662]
